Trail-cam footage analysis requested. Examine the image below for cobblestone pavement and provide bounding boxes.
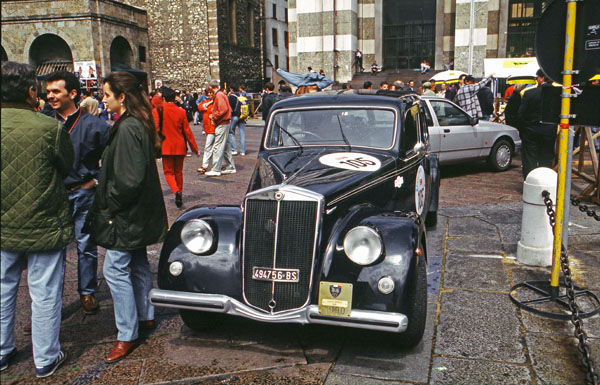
[1,119,598,384]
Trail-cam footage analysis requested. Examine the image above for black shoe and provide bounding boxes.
[1,348,17,371]
[175,191,182,208]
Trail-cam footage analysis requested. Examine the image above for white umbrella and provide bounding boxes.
[429,70,467,83]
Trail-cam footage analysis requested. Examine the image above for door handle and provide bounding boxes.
[443,129,451,133]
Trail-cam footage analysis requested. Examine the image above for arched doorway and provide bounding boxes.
[110,36,133,69]
[1,46,8,62]
[29,34,73,75]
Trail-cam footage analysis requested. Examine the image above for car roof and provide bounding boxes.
[420,95,450,102]
[271,90,420,111]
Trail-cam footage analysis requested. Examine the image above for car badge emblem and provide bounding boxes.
[274,191,284,200]
[330,284,342,298]
[394,176,404,188]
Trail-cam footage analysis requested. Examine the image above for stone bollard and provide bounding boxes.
[517,167,557,266]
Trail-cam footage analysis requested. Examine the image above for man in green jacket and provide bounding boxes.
[1,61,74,378]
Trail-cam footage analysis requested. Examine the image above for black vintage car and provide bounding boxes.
[149,91,440,347]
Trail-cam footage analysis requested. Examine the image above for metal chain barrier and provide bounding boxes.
[571,197,600,221]
[542,191,599,385]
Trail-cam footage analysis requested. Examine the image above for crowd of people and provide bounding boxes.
[0,60,303,377]
[357,74,496,121]
[2,58,596,378]
[1,62,168,377]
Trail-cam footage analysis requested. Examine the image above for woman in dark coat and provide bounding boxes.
[87,72,167,363]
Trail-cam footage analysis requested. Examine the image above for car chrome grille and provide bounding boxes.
[243,191,320,313]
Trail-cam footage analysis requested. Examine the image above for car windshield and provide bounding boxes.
[266,108,396,149]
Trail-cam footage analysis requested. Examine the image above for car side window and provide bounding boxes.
[430,100,470,126]
[422,102,434,127]
[402,105,420,151]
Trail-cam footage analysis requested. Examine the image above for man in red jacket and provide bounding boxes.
[152,87,199,207]
[205,79,235,177]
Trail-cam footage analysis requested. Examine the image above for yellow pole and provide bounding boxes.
[550,0,577,293]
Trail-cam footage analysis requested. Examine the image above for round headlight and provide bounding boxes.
[169,261,183,276]
[378,276,395,294]
[343,226,383,265]
[181,219,214,254]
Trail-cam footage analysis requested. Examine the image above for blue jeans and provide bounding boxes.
[67,187,98,295]
[1,248,65,367]
[229,116,246,154]
[103,248,154,342]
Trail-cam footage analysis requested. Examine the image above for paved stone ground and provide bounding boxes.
[1,119,598,384]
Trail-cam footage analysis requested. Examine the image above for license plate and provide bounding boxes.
[252,267,300,282]
[318,282,352,317]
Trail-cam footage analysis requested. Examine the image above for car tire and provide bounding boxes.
[425,210,438,227]
[488,139,513,172]
[179,310,221,331]
[396,251,427,348]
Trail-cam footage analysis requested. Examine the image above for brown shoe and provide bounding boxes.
[105,341,137,363]
[23,320,32,335]
[138,320,156,332]
[80,294,99,314]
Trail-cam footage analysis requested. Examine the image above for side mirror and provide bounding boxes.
[470,116,479,126]
[405,142,424,158]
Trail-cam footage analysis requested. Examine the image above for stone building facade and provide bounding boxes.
[288,0,376,84]
[288,0,534,82]
[1,0,150,88]
[1,0,264,92]
[264,0,290,81]
[122,0,263,91]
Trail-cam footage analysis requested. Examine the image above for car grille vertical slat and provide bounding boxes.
[243,195,319,313]
[273,201,317,311]
[243,200,278,311]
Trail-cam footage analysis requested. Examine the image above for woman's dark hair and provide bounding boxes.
[1,61,37,103]
[103,72,161,157]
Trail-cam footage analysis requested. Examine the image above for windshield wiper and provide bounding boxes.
[275,121,303,154]
[336,115,352,152]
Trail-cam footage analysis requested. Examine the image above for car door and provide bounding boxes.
[428,99,483,162]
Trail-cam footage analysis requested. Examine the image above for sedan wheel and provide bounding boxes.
[488,139,513,172]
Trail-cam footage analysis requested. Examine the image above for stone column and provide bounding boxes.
[454,0,488,76]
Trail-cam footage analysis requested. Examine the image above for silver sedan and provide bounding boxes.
[421,96,521,171]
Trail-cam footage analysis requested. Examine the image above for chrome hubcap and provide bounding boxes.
[496,145,511,167]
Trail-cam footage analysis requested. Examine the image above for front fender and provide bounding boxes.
[157,206,243,300]
[318,209,422,313]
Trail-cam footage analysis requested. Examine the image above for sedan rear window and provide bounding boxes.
[266,108,396,149]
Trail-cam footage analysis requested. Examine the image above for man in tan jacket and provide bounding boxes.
[79,89,99,116]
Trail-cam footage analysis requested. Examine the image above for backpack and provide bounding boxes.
[237,95,249,120]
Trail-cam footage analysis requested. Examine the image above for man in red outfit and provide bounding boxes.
[152,87,199,207]
[205,79,235,177]
[151,88,163,109]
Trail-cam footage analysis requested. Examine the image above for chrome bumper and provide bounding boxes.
[149,289,408,333]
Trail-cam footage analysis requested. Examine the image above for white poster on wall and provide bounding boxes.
[74,61,97,79]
